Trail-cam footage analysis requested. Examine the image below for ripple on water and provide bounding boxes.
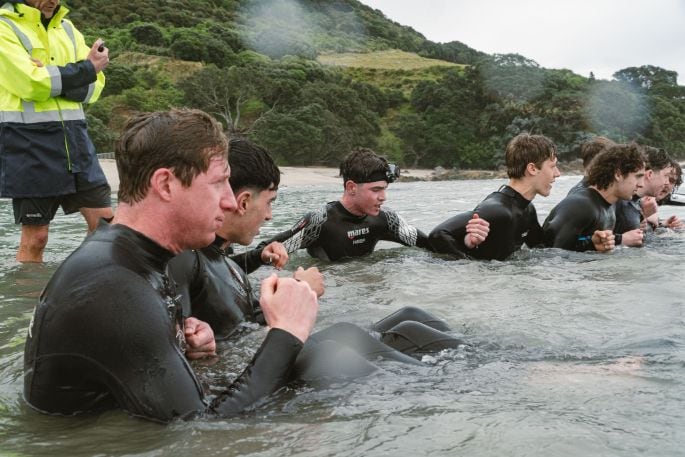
[1,182,685,456]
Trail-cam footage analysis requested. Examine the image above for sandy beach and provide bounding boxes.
[99,159,436,192]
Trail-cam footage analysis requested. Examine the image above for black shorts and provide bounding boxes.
[13,183,112,225]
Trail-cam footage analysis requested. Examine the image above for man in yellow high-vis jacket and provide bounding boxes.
[0,0,112,262]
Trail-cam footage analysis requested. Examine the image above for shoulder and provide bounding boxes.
[475,196,514,224]
[379,206,409,225]
[294,204,329,228]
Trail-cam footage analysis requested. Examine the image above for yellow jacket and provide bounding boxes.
[0,1,108,198]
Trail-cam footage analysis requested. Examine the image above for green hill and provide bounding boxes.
[62,0,684,167]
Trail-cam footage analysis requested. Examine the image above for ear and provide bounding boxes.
[344,180,357,195]
[149,168,175,202]
[234,190,252,215]
[526,162,539,176]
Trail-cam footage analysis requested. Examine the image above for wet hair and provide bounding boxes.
[115,109,228,204]
[339,147,389,186]
[637,145,672,171]
[586,143,645,190]
[505,133,557,179]
[669,158,682,188]
[228,138,280,193]
[580,136,615,169]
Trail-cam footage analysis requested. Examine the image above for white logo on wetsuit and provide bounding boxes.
[347,227,370,239]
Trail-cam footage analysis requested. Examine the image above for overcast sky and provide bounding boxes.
[358,0,685,84]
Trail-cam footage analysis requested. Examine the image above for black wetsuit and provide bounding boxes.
[268,201,430,261]
[571,177,635,244]
[567,176,589,195]
[614,195,642,235]
[169,237,462,378]
[542,187,616,251]
[168,237,264,340]
[429,185,544,260]
[24,221,302,423]
[169,236,462,366]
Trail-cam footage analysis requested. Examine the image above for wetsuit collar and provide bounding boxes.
[210,234,230,255]
[586,186,614,207]
[335,200,368,220]
[498,185,532,205]
[96,219,176,270]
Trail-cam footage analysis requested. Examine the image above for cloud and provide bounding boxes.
[360,0,685,83]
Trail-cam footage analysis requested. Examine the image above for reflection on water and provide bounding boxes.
[1,177,684,456]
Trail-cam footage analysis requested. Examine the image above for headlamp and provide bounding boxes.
[386,163,400,183]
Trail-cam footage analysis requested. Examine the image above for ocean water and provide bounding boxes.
[1,176,684,457]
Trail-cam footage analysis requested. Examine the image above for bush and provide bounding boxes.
[130,23,166,47]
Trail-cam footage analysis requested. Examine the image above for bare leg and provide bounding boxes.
[17,224,49,263]
[80,207,114,233]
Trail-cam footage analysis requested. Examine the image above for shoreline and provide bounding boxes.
[99,159,583,192]
[99,160,443,192]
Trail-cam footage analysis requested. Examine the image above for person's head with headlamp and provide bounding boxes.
[339,148,400,217]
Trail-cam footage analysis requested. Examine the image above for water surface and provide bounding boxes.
[1,176,684,456]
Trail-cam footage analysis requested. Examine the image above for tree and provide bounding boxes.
[178,64,283,134]
[613,65,678,91]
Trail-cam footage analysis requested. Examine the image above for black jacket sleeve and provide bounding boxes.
[58,60,97,98]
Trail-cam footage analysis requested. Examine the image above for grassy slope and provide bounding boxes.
[318,49,462,97]
[318,49,459,70]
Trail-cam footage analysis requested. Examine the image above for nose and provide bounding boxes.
[378,189,386,202]
[265,206,273,221]
[220,183,237,211]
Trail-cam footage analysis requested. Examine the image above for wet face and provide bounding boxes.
[174,157,237,249]
[660,169,679,199]
[228,188,278,246]
[643,166,673,198]
[616,167,645,201]
[532,157,561,197]
[26,0,60,18]
[347,180,388,216]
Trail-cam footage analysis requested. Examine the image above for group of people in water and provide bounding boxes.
[22,108,683,424]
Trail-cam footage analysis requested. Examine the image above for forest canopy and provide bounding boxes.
[68,0,685,167]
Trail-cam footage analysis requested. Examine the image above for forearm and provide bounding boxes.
[428,228,468,256]
[210,328,302,416]
[230,246,265,274]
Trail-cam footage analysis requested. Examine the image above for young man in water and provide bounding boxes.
[265,148,438,261]
[656,159,684,207]
[169,138,325,340]
[567,136,616,195]
[24,109,319,423]
[612,146,674,246]
[566,137,646,247]
[429,133,559,260]
[169,138,462,375]
[543,143,645,252]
